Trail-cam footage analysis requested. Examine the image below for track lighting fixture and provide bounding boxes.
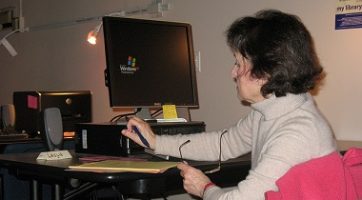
[0,29,18,56]
[87,23,102,45]
[0,0,171,55]
[1,37,17,56]
[86,0,170,46]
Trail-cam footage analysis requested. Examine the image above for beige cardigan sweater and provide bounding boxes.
[155,93,336,200]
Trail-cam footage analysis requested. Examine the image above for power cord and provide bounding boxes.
[151,108,162,118]
[109,108,142,123]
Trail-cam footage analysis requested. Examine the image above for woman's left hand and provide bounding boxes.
[177,162,211,197]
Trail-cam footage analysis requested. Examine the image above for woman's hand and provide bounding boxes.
[121,117,156,149]
[177,162,212,197]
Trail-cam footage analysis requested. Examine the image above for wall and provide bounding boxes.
[1,0,362,143]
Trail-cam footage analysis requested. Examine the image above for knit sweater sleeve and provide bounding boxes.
[154,114,253,161]
[203,137,311,199]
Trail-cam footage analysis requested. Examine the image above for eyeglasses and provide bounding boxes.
[204,129,227,174]
[178,130,228,174]
[179,139,191,162]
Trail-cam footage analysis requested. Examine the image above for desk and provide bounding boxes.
[0,137,75,153]
[0,151,251,200]
[337,140,362,151]
[0,138,75,200]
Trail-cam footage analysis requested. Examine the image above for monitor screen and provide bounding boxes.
[103,17,199,114]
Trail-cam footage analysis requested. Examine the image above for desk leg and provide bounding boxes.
[53,184,63,200]
[0,174,3,200]
[30,180,40,200]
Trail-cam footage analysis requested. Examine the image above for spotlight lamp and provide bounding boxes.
[85,0,171,46]
[1,37,17,56]
[0,29,19,56]
[87,23,102,45]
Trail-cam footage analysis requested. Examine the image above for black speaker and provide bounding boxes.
[13,91,92,137]
[43,107,63,151]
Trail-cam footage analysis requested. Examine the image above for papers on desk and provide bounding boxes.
[68,160,178,173]
[156,118,187,123]
[79,155,146,162]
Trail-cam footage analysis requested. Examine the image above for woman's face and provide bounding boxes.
[231,52,266,104]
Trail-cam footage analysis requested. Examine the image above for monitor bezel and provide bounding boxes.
[103,16,199,109]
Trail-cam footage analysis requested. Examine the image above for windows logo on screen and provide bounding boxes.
[127,56,136,67]
[120,56,140,74]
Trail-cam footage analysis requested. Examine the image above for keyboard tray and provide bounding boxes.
[0,133,28,140]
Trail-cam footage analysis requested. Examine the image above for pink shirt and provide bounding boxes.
[265,148,362,200]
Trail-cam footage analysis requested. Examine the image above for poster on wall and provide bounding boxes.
[335,0,362,30]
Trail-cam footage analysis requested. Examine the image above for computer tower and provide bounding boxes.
[75,121,205,156]
[13,91,92,137]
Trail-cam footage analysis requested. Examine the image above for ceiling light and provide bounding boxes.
[1,38,17,56]
[87,23,102,45]
[0,29,18,56]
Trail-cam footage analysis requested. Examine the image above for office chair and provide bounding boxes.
[43,107,64,151]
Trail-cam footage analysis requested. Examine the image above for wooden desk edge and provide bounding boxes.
[337,140,362,151]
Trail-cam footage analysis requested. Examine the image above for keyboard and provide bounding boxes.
[0,133,29,140]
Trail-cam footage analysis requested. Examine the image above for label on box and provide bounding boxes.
[82,129,88,149]
[37,150,72,160]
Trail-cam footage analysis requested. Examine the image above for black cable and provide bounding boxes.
[109,113,133,123]
[109,108,142,123]
[151,108,162,118]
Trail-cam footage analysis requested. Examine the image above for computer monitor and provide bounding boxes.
[103,17,199,119]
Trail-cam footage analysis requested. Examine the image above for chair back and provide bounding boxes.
[43,107,63,151]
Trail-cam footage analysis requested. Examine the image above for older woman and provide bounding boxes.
[122,9,336,200]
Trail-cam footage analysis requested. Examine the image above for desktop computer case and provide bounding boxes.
[75,121,205,156]
[13,91,92,137]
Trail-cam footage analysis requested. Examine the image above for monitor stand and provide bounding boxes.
[134,107,191,122]
[135,107,152,120]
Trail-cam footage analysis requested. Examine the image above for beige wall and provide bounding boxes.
[1,0,362,141]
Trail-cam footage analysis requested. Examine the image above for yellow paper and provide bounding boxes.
[69,160,178,173]
[162,105,178,119]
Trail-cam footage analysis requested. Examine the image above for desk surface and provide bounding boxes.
[0,151,251,197]
[337,140,362,151]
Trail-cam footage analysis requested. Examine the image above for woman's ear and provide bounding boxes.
[255,78,267,86]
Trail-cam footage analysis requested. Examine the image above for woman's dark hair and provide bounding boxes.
[226,9,323,97]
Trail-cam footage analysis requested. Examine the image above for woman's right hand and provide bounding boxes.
[121,117,156,149]
[177,162,212,197]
